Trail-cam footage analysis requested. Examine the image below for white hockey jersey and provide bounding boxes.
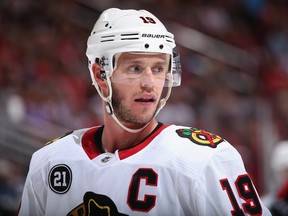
[18,123,271,216]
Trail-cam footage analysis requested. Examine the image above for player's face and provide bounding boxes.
[111,52,169,125]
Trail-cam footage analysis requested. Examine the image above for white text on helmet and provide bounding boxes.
[142,34,165,38]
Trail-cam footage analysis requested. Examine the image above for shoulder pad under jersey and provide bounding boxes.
[45,131,74,146]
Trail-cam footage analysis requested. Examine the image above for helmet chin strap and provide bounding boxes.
[93,73,173,134]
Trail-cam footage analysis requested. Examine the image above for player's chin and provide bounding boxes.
[138,113,156,124]
[129,112,155,125]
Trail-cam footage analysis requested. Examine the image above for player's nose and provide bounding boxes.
[139,69,156,89]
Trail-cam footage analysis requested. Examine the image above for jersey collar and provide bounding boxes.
[81,123,168,160]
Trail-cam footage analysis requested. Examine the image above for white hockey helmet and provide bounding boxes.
[86,8,181,133]
[86,8,181,86]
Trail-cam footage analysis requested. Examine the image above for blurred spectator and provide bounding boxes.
[0,159,25,216]
[263,141,288,215]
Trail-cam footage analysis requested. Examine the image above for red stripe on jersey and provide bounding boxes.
[82,127,102,159]
[118,124,169,160]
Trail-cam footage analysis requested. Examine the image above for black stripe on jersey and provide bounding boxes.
[94,122,164,153]
[94,125,105,153]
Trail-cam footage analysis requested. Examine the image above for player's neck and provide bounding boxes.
[101,118,158,153]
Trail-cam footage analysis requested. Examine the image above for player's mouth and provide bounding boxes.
[134,95,156,104]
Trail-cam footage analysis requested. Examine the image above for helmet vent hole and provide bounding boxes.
[145,44,149,49]
[159,44,164,49]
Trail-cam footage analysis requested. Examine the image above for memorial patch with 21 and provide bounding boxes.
[48,164,72,194]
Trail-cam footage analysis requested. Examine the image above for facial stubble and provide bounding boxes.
[111,86,159,125]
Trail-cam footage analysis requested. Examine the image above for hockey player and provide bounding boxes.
[18,8,271,216]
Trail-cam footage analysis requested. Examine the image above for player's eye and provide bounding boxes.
[152,66,164,74]
[128,65,143,74]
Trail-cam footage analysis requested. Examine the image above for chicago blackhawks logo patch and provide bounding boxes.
[176,128,223,148]
[68,192,128,216]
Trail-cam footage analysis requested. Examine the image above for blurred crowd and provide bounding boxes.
[1,0,288,214]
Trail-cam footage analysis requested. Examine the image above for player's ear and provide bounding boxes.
[92,63,108,92]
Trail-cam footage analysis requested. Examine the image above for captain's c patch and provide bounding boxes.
[176,128,223,148]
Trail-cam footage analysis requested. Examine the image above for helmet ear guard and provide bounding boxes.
[94,57,107,80]
[163,51,182,87]
[100,70,107,80]
[171,51,182,86]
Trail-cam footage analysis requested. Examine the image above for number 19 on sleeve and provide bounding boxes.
[220,174,262,216]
